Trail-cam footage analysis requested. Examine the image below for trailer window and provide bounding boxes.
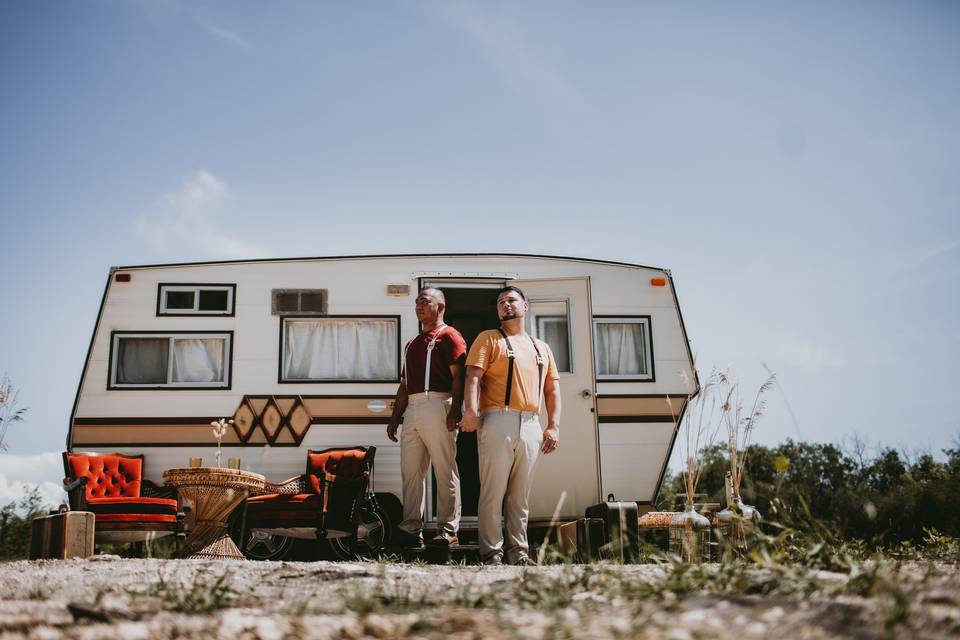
[158,284,235,315]
[272,289,327,315]
[281,317,399,382]
[593,317,653,381]
[528,299,572,374]
[110,332,231,388]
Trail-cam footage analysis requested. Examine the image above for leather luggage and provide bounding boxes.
[29,510,95,559]
[575,517,605,562]
[584,495,639,562]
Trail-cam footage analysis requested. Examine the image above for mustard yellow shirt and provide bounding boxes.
[466,329,560,413]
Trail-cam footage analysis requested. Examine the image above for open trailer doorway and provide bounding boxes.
[422,282,502,523]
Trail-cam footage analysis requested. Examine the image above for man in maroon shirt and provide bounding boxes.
[387,287,467,548]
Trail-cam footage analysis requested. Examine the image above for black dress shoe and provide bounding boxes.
[394,530,424,549]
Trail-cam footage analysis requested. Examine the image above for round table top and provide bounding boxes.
[163,466,266,492]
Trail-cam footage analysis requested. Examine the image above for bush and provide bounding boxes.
[0,486,51,560]
[658,440,960,545]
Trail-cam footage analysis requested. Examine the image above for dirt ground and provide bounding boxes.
[0,557,958,639]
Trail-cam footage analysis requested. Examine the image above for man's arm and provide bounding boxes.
[541,379,561,454]
[459,365,484,432]
[446,363,465,432]
[386,381,409,442]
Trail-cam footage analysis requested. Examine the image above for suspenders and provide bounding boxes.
[497,329,544,409]
[402,324,447,396]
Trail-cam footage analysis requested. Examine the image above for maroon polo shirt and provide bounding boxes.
[402,325,467,394]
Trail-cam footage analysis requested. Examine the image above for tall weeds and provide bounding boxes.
[0,376,27,452]
[719,371,775,499]
[670,370,723,506]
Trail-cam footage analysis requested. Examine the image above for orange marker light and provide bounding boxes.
[650,277,666,287]
[115,273,131,282]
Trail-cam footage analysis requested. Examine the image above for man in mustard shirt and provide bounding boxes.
[459,286,561,566]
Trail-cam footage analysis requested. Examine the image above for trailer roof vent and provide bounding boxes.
[272,289,327,315]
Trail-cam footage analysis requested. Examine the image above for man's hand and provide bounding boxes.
[459,411,480,433]
[446,407,462,432]
[386,421,400,443]
[541,424,559,454]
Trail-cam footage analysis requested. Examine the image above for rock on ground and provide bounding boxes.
[0,558,957,639]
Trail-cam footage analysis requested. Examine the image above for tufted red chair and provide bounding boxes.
[242,446,376,559]
[62,452,185,548]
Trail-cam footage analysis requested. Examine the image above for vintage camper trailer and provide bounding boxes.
[68,254,698,544]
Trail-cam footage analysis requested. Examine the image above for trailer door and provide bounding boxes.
[512,276,599,520]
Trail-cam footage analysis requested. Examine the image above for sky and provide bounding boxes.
[1,1,958,507]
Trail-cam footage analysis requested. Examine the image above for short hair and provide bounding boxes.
[496,285,526,302]
[418,287,446,306]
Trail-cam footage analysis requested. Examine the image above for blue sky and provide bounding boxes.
[1,1,958,504]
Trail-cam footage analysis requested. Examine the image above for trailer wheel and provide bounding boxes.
[243,529,295,561]
[328,497,391,560]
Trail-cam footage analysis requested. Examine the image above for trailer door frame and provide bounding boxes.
[511,276,600,521]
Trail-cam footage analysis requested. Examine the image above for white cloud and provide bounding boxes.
[199,21,251,50]
[772,338,844,372]
[429,2,584,111]
[874,239,960,299]
[136,170,267,260]
[0,452,66,511]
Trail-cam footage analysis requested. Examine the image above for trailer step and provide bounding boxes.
[386,542,481,564]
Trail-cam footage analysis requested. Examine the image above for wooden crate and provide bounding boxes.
[29,511,95,560]
[557,520,578,557]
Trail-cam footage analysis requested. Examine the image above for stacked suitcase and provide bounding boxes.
[582,495,640,562]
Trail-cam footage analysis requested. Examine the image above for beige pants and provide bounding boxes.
[477,409,543,562]
[399,392,461,536]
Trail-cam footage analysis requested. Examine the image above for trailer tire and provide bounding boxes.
[328,496,392,560]
[242,530,295,561]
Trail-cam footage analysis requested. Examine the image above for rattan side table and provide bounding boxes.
[163,467,265,559]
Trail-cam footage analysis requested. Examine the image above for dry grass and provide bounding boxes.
[670,369,724,506]
[719,370,775,498]
[0,375,27,452]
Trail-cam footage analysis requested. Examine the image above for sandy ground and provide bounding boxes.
[0,557,958,639]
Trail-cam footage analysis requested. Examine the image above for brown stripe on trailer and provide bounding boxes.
[72,393,394,446]
[72,424,245,446]
[71,420,386,447]
[595,394,688,425]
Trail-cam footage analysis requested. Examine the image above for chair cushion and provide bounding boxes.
[91,513,178,524]
[86,496,178,524]
[67,454,143,500]
[87,496,178,514]
[306,448,369,494]
[246,493,322,528]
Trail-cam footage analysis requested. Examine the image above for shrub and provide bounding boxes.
[0,486,50,560]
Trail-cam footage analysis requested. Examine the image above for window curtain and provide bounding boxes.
[172,338,226,383]
[116,338,169,384]
[595,323,647,376]
[283,319,397,380]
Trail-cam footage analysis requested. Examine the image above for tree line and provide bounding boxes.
[659,439,960,544]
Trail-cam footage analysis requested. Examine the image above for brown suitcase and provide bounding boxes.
[29,510,95,559]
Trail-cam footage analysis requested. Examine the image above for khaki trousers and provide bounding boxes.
[477,409,543,562]
[399,393,461,536]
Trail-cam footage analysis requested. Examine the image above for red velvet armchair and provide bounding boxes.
[62,452,186,547]
[242,446,389,560]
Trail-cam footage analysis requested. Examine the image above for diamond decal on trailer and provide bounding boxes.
[230,395,314,445]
